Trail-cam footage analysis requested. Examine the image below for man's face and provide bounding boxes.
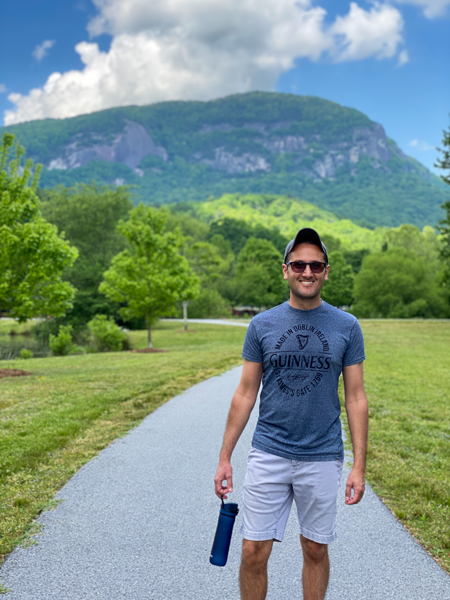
[282,242,329,308]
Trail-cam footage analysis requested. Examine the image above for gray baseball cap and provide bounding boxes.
[283,228,328,264]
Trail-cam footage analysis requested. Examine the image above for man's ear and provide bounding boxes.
[324,265,329,281]
[282,264,288,280]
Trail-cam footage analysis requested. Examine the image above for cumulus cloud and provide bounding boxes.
[5,0,406,125]
[330,2,404,62]
[393,0,450,18]
[32,40,56,61]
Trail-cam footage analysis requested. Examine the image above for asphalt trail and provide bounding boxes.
[1,366,449,599]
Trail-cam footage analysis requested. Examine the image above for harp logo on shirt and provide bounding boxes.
[296,334,309,350]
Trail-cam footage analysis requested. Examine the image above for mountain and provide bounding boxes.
[2,92,448,228]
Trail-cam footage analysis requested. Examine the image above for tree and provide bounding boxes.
[99,204,200,348]
[234,238,286,308]
[352,249,448,318]
[436,125,450,269]
[41,183,132,326]
[0,133,77,321]
[321,251,354,308]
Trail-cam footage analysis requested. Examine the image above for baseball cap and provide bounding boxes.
[283,228,328,264]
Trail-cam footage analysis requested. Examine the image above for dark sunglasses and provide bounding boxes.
[286,261,327,274]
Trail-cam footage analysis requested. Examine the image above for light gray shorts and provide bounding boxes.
[240,447,343,545]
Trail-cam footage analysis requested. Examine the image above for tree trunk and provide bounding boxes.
[182,301,189,331]
[147,318,152,348]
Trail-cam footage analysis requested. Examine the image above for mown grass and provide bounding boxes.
[340,320,450,572]
[0,321,247,564]
[1,319,449,576]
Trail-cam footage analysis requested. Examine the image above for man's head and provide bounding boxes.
[283,228,328,265]
[282,228,329,309]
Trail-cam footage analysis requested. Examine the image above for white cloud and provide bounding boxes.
[393,0,450,18]
[0,84,6,94]
[330,2,404,62]
[409,139,435,150]
[5,1,406,125]
[32,40,56,61]
[397,49,409,65]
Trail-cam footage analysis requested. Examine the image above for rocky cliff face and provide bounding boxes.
[48,121,167,176]
[45,117,405,182]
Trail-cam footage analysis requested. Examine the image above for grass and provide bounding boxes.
[340,320,450,572]
[0,321,247,564]
[1,318,449,575]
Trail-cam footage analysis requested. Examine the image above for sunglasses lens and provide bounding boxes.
[310,262,325,273]
[290,262,306,273]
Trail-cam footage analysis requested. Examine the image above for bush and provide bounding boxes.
[49,325,74,356]
[19,348,33,359]
[87,315,129,352]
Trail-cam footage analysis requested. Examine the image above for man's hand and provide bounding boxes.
[345,468,365,505]
[214,460,233,499]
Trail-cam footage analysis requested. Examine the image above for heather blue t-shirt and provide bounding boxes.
[242,301,365,461]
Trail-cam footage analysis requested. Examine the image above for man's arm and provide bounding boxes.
[214,359,263,499]
[342,361,368,505]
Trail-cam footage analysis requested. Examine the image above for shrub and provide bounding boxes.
[87,315,128,352]
[19,348,33,359]
[49,325,74,356]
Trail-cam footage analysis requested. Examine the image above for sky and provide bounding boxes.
[0,0,449,173]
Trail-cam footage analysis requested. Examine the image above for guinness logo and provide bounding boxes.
[296,334,309,350]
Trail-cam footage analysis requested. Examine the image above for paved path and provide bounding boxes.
[1,367,450,599]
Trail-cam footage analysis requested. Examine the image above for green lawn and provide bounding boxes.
[0,319,449,576]
[341,320,450,572]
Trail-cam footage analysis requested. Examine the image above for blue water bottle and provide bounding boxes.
[210,497,239,567]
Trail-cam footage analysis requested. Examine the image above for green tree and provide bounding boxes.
[321,251,354,308]
[352,249,447,318]
[41,183,132,326]
[99,205,200,347]
[234,238,286,308]
[436,125,450,274]
[0,133,77,321]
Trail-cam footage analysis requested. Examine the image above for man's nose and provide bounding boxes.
[302,265,313,277]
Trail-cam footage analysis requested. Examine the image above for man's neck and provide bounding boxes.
[288,296,322,311]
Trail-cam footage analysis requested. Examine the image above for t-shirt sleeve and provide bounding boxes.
[242,319,263,363]
[343,320,366,367]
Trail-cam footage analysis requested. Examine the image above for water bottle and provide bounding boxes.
[210,497,239,567]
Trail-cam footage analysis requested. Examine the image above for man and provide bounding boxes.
[214,227,368,600]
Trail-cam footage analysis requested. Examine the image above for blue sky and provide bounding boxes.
[0,0,449,173]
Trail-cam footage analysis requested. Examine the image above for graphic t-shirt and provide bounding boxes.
[242,301,366,461]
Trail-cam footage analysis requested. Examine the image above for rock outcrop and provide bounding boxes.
[48,121,167,174]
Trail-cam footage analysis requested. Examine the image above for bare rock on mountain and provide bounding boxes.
[48,121,167,171]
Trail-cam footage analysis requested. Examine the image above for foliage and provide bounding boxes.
[185,288,231,318]
[234,237,287,308]
[321,251,354,307]
[87,314,128,352]
[352,249,448,318]
[19,348,33,359]
[176,193,386,251]
[100,205,200,347]
[40,183,133,327]
[436,126,450,285]
[49,325,74,356]
[0,133,78,321]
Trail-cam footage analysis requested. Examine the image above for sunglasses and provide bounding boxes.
[286,261,327,274]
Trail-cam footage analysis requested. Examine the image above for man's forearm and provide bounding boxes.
[345,395,368,472]
[219,391,255,461]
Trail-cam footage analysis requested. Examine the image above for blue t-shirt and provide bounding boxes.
[242,301,366,461]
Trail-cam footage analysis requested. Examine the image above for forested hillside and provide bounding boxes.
[3,92,448,228]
